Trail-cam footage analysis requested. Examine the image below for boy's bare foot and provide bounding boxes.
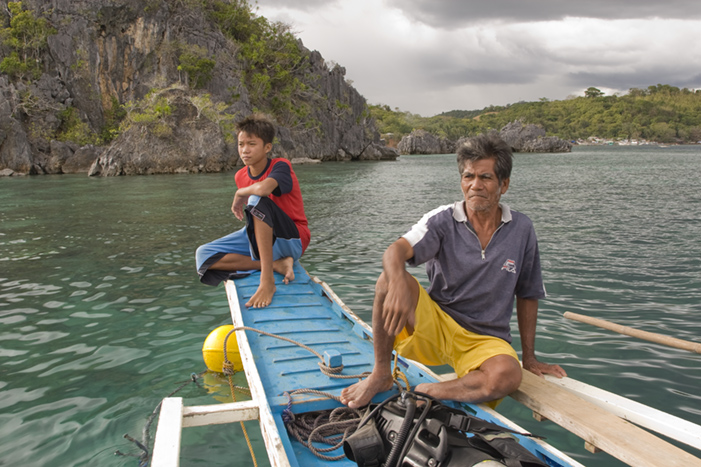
[340,373,394,409]
[247,277,276,308]
[273,257,295,284]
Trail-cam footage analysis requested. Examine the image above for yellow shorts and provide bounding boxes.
[394,278,519,408]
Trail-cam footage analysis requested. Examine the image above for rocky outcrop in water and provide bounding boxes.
[396,129,455,155]
[498,121,572,153]
[397,121,571,155]
[0,0,397,176]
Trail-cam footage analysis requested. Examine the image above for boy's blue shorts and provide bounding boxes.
[195,196,303,286]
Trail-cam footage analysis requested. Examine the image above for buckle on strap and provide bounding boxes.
[448,412,471,432]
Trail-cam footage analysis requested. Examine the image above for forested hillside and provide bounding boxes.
[372,85,701,145]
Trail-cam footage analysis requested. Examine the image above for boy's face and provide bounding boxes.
[237,131,272,169]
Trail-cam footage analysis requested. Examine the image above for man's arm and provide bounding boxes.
[231,178,279,220]
[381,238,417,336]
[516,297,567,378]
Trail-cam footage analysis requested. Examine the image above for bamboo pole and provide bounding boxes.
[564,312,701,354]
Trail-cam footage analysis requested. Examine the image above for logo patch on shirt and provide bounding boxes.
[250,207,266,221]
[501,259,517,274]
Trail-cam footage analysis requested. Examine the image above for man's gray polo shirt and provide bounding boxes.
[403,201,546,343]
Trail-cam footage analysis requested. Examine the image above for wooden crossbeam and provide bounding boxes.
[510,370,701,467]
[544,375,701,452]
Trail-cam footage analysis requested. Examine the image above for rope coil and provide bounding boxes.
[285,399,365,461]
[221,324,412,461]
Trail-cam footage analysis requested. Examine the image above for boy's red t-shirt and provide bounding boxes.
[234,158,310,252]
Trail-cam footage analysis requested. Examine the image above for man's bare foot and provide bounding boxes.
[273,257,295,284]
[340,373,394,409]
[246,277,276,308]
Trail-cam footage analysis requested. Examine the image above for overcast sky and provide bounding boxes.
[253,0,701,116]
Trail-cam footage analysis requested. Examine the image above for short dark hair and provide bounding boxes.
[236,113,276,145]
[456,132,513,183]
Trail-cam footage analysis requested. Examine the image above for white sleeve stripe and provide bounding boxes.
[402,204,453,247]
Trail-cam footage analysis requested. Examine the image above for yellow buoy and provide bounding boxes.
[202,325,243,373]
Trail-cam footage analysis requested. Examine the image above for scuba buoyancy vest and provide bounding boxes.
[343,391,548,467]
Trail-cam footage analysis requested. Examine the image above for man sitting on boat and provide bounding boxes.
[195,114,310,308]
[341,133,566,409]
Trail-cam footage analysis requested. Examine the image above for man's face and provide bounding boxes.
[460,158,509,213]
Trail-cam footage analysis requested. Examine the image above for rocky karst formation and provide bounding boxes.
[497,120,572,153]
[397,121,572,155]
[0,0,397,176]
[396,129,455,155]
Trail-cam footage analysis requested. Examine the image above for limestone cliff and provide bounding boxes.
[0,0,397,176]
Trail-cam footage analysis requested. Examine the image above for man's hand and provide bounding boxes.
[382,276,415,336]
[522,355,567,378]
[378,238,417,337]
[231,191,247,220]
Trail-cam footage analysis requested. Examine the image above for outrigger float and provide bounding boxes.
[151,263,701,466]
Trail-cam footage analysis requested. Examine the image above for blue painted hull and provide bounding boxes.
[229,263,578,467]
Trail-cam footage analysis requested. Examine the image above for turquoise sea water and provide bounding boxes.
[1,145,700,466]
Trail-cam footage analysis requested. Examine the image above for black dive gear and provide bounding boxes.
[343,391,547,467]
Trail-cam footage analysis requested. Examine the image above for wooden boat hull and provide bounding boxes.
[152,263,701,466]
[226,263,582,467]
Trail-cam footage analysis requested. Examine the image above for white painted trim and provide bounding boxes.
[225,280,291,467]
[182,400,260,428]
[151,397,184,467]
[545,375,701,451]
[314,276,372,335]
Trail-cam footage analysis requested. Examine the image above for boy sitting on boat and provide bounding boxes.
[341,133,565,409]
[195,114,310,308]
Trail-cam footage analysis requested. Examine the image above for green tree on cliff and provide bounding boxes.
[208,0,316,130]
[0,2,55,80]
[178,45,216,89]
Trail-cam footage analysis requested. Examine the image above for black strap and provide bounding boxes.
[432,405,544,439]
